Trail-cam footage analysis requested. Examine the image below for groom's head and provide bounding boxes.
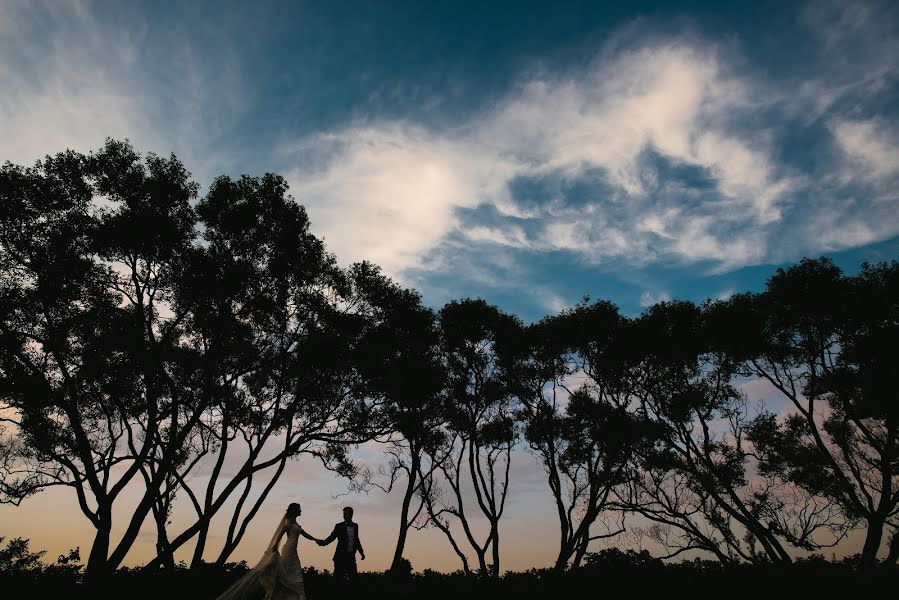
[343,506,353,523]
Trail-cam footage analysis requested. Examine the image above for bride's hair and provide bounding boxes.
[286,502,301,518]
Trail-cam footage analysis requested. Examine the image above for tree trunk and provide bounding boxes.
[191,518,211,568]
[554,534,581,571]
[886,529,899,565]
[571,532,589,569]
[389,462,417,573]
[153,504,176,571]
[85,511,112,579]
[490,522,500,577]
[107,491,158,571]
[755,527,792,564]
[476,547,488,576]
[861,516,885,566]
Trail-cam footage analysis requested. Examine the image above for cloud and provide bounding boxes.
[639,290,671,308]
[830,118,899,180]
[283,24,897,283]
[284,125,519,276]
[4,1,898,291]
[284,42,786,276]
[465,225,532,249]
[0,2,146,165]
[477,45,775,209]
[714,288,736,301]
[534,288,570,314]
[0,1,243,187]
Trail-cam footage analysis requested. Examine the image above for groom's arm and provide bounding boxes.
[356,525,364,559]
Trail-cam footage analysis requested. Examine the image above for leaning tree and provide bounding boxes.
[619,300,849,563]
[733,258,899,565]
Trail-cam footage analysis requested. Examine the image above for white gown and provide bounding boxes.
[266,523,307,599]
[216,522,307,600]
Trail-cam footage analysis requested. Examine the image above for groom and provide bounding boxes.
[318,506,365,580]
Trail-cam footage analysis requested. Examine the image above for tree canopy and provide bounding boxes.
[1,141,896,580]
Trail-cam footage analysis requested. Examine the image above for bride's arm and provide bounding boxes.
[298,527,319,542]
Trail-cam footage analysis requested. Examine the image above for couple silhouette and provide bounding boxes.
[215,504,364,600]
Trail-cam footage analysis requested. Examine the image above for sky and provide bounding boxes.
[1,0,898,572]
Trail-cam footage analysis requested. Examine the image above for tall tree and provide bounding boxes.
[0,141,393,576]
[420,299,519,576]
[0,140,203,577]
[621,300,847,563]
[514,301,648,570]
[140,179,391,570]
[350,281,446,573]
[738,258,899,565]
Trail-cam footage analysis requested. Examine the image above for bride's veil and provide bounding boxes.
[214,512,288,600]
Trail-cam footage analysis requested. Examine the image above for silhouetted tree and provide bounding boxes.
[621,301,846,563]
[514,301,650,570]
[734,259,899,565]
[0,141,392,577]
[0,141,205,577]
[140,181,392,570]
[419,299,520,576]
[4,138,896,575]
[345,267,446,573]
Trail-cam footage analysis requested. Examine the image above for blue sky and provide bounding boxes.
[3,0,898,320]
[2,0,899,570]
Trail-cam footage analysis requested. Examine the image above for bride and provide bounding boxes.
[216,502,320,600]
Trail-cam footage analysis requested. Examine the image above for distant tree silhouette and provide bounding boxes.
[513,301,652,570]
[419,299,520,576]
[620,301,848,562]
[732,258,899,565]
[344,267,447,573]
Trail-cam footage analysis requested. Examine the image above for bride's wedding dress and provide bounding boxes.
[265,523,307,599]
[216,520,307,600]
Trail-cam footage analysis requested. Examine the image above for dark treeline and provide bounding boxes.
[1,141,897,586]
[1,539,895,600]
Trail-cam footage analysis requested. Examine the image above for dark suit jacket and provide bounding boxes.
[322,521,363,560]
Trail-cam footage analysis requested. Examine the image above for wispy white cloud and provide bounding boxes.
[533,287,570,314]
[283,125,519,277]
[284,42,798,277]
[639,290,671,308]
[0,0,243,186]
[464,225,532,249]
[714,288,736,301]
[0,2,146,165]
[830,118,899,180]
[3,0,897,292]
[282,24,897,282]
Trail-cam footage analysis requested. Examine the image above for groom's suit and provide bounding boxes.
[322,521,363,580]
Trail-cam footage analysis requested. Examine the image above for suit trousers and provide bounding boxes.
[333,552,357,580]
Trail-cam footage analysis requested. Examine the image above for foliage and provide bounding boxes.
[2,140,898,578]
